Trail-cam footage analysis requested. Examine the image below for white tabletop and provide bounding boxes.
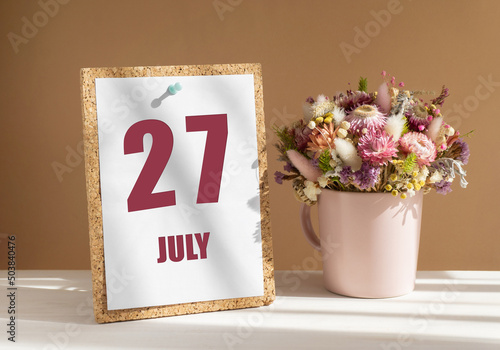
[1,270,499,349]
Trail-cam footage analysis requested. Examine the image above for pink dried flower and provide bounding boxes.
[399,132,437,166]
[358,130,398,166]
[286,150,322,181]
[407,103,431,131]
[337,91,374,112]
[375,82,391,115]
[345,104,386,135]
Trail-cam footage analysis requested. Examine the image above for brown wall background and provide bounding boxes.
[1,0,498,271]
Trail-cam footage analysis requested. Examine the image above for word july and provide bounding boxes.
[157,232,210,263]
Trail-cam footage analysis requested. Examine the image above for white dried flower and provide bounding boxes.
[340,120,350,130]
[307,120,316,129]
[304,180,321,201]
[332,106,346,125]
[384,112,406,141]
[318,175,329,188]
[334,138,362,171]
[415,165,429,183]
[316,94,328,103]
[429,170,443,184]
[337,128,348,138]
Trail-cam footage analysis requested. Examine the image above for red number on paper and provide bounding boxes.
[124,120,176,212]
[125,114,228,211]
[186,114,228,204]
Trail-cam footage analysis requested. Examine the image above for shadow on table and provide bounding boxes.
[9,271,500,350]
[14,311,500,350]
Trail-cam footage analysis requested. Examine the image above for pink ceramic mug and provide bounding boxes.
[300,189,423,298]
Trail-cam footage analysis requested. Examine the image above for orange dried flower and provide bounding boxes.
[307,122,336,157]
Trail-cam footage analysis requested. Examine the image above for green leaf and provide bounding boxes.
[461,129,475,138]
[358,77,368,92]
[273,124,295,153]
[330,176,345,190]
[318,149,333,173]
[402,153,417,173]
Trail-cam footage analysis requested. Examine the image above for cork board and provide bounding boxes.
[80,64,274,323]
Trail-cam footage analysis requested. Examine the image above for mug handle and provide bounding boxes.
[299,203,321,251]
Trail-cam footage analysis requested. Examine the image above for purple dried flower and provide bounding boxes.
[339,166,353,184]
[284,162,293,172]
[310,158,319,168]
[305,96,315,104]
[455,138,470,165]
[435,180,453,195]
[353,162,380,190]
[431,85,450,107]
[274,171,285,185]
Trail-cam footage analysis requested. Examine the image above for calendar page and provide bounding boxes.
[94,74,264,310]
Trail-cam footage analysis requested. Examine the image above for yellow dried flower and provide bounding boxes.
[385,184,392,191]
[315,117,324,124]
[324,116,333,124]
[406,183,414,190]
[419,180,425,186]
[390,174,398,182]
[400,193,407,199]
[391,190,398,197]
[412,171,419,177]
[415,184,421,191]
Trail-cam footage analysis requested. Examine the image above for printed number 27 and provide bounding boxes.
[124,114,228,212]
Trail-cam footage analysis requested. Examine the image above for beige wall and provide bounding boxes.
[0,0,498,270]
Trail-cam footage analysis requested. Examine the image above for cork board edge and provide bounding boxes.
[80,63,275,324]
